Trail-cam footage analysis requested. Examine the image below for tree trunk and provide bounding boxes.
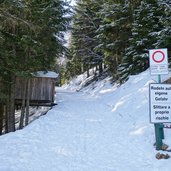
[25,79,30,126]
[0,104,4,135]
[19,79,27,129]
[5,103,9,133]
[9,76,16,132]
[99,62,103,75]
[86,65,90,78]
[5,76,16,133]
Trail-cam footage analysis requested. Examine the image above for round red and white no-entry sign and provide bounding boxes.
[149,48,168,75]
[152,50,165,63]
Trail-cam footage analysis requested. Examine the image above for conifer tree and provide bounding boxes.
[95,0,133,79]
[157,0,171,52]
[69,0,103,78]
[119,0,167,82]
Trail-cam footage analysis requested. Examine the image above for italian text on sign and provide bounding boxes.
[149,48,168,75]
[149,84,171,123]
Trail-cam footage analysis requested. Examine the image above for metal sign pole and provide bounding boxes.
[154,74,164,150]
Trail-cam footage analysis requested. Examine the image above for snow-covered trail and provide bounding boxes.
[0,84,170,171]
[55,89,151,171]
[51,89,121,170]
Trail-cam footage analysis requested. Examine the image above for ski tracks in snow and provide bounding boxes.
[55,89,155,171]
[55,89,117,170]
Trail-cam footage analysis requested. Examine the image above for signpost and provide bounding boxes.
[149,48,169,150]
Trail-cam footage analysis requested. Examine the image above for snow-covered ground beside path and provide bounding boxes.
[0,69,171,171]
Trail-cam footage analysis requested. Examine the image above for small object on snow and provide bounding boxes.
[153,143,169,151]
[155,152,170,159]
[161,144,169,151]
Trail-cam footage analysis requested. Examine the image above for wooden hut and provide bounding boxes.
[15,71,59,106]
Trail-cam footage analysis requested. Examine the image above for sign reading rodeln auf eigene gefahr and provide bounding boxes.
[150,83,171,123]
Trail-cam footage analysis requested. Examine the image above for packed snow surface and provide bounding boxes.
[0,69,171,171]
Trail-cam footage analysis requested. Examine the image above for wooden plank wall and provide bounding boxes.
[15,77,55,102]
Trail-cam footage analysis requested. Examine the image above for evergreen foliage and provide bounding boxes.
[69,0,171,83]
[95,1,132,79]
[67,0,104,78]
[157,0,171,51]
[119,0,171,82]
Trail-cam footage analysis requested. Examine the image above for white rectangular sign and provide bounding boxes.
[149,48,168,75]
[149,83,171,123]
